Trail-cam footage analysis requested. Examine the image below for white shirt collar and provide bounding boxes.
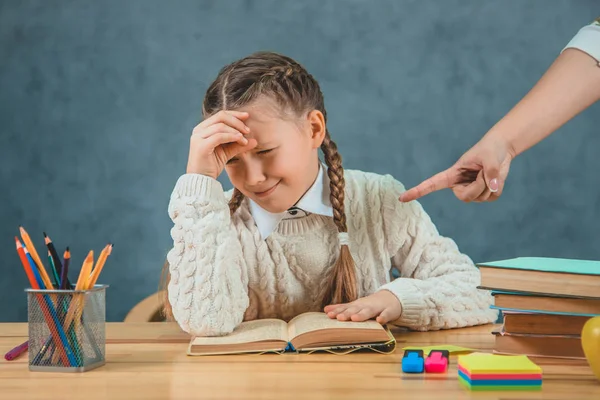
[248,163,333,239]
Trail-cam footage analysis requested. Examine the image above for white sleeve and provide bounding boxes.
[562,19,600,62]
[166,174,249,337]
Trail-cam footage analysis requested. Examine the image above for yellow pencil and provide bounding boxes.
[86,244,112,289]
[75,250,94,291]
[51,251,94,365]
[19,227,54,289]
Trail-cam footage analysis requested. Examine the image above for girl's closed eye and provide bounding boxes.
[226,148,275,164]
[257,147,277,155]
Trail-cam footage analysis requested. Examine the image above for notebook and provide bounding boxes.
[187,312,395,356]
[477,257,600,298]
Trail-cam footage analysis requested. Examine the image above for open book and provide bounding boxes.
[187,312,396,356]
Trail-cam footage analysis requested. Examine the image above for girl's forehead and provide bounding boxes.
[245,114,301,143]
[234,97,305,143]
[244,125,287,147]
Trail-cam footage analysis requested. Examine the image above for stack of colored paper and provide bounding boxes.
[458,353,542,391]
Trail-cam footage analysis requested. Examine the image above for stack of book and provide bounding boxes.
[476,257,600,359]
[458,353,542,391]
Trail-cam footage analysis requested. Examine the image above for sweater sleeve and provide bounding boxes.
[166,174,249,337]
[562,19,600,62]
[376,174,498,331]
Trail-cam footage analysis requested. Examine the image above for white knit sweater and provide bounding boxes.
[166,170,497,337]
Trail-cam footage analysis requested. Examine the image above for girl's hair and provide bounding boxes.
[160,51,358,320]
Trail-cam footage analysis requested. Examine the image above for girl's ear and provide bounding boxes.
[307,110,326,149]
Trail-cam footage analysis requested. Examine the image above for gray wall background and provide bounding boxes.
[1,0,599,322]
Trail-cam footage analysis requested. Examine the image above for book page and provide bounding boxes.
[287,312,383,340]
[190,319,288,346]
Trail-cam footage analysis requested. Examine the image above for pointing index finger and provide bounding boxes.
[399,169,454,202]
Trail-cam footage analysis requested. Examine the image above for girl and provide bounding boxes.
[162,51,497,337]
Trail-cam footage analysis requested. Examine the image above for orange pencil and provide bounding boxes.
[15,238,37,288]
[19,227,53,289]
[86,244,112,289]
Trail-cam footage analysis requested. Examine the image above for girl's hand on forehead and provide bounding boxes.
[323,290,402,325]
[186,110,257,179]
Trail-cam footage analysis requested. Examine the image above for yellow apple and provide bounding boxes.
[582,316,600,381]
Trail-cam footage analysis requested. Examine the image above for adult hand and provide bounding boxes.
[399,136,514,203]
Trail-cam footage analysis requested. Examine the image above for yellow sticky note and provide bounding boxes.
[401,344,476,354]
[458,353,542,374]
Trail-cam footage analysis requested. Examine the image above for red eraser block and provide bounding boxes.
[425,350,449,373]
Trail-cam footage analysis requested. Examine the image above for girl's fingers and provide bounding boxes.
[324,304,342,313]
[350,308,375,322]
[198,122,234,138]
[198,110,251,134]
[338,305,361,321]
[223,138,258,160]
[327,305,350,318]
[204,132,248,153]
[376,308,395,324]
[198,123,247,142]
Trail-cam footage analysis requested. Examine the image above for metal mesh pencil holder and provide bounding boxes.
[26,285,108,372]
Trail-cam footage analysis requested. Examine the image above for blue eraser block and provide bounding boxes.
[402,350,424,373]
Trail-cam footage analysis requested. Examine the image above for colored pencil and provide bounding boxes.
[47,251,60,287]
[18,241,75,366]
[16,228,111,368]
[25,249,76,366]
[16,238,52,366]
[19,226,53,289]
[15,237,36,288]
[86,244,112,289]
[56,247,76,361]
[4,340,28,361]
[75,251,94,290]
[44,232,66,283]
[51,251,94,365]
[60,248,70,290]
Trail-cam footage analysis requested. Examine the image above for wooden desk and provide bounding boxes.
[1,322,599,399]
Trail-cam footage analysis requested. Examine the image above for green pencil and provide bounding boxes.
[47,251,60,287]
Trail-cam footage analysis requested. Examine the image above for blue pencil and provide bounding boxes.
[26,252,77,366]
